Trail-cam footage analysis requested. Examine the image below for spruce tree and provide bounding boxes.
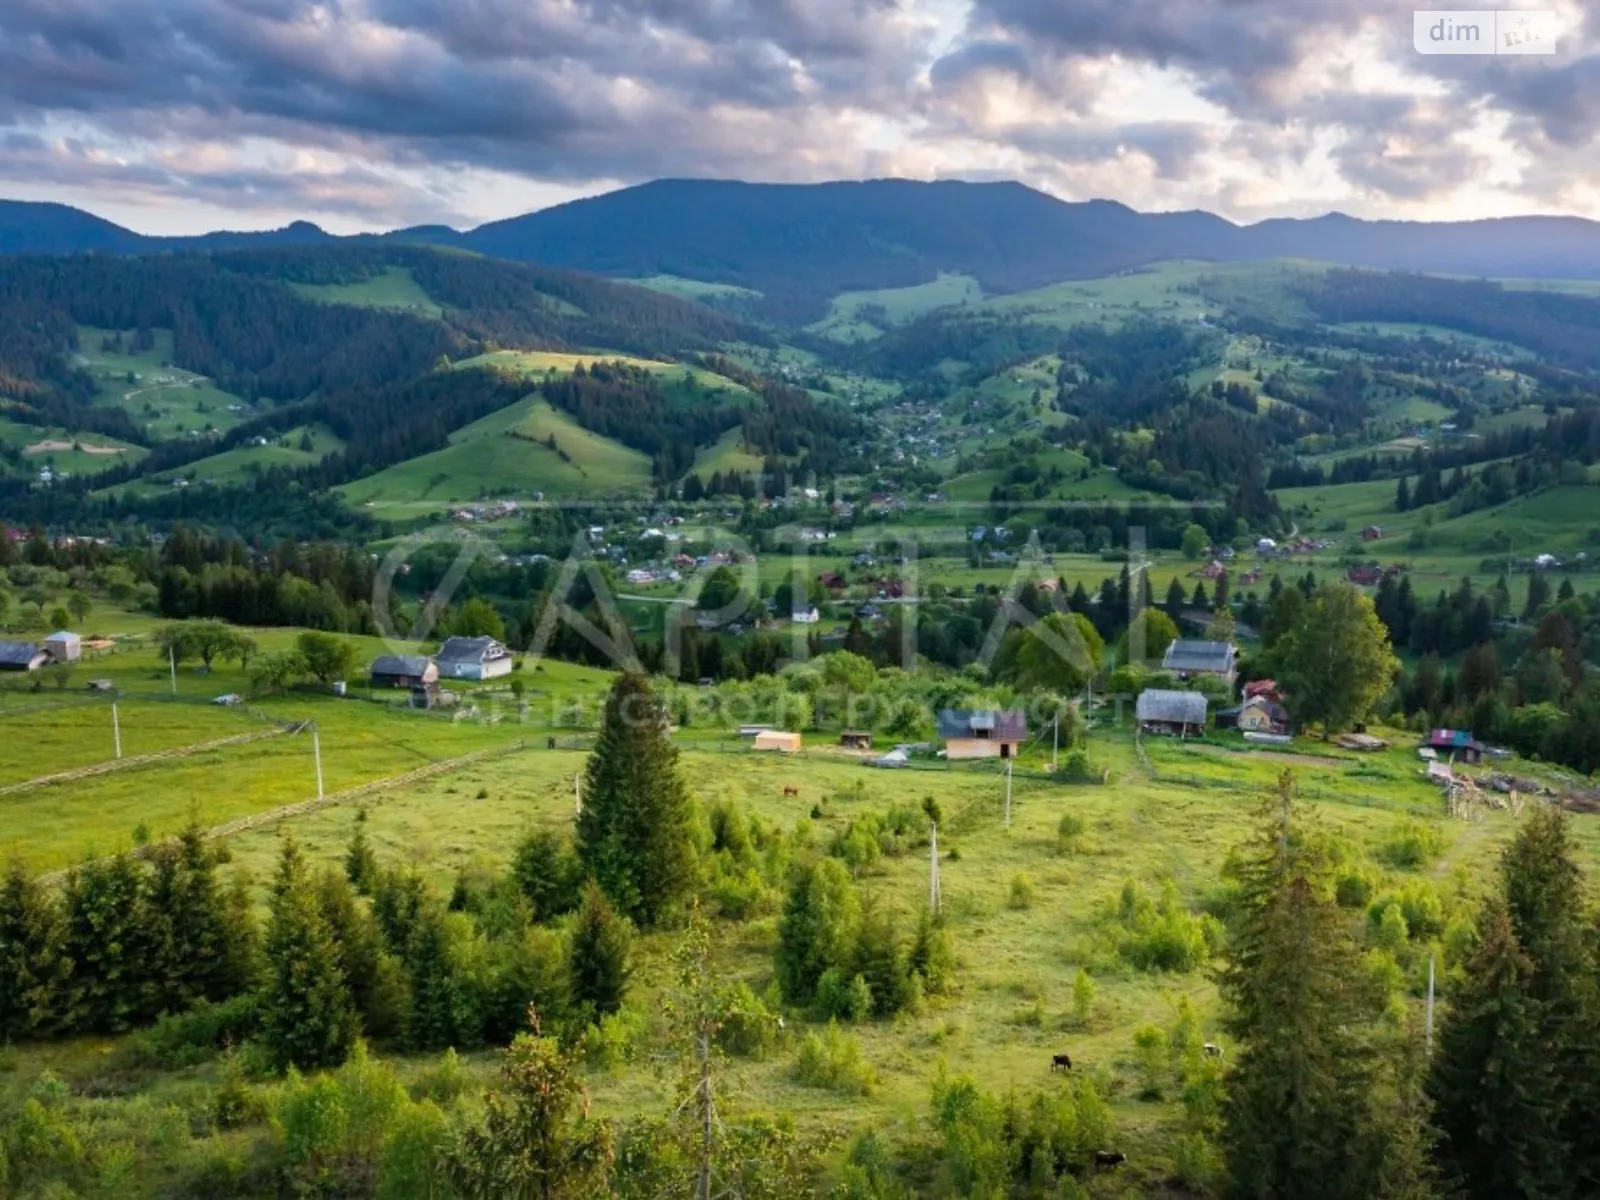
[776,858,859,1007]
[145,823,237,1013]
[1499,805,1600,1190]
[61,853,152,1032]
[405,902,466,1050]
[568,881,631,1022]
[575,674,696,928]
[260,836,358,1070]
[315,867,403,1040]
[345,811,378,895]
[510,830,582,923]
[1428,900,1566,1198]
[0,862,70,1040]
[1218,774,1384,1198]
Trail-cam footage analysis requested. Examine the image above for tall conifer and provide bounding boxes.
[260,836,358,1069]
[0,863,70,1039]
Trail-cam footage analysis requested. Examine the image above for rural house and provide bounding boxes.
[1425,728,1489,765]
[435,636,514,681]
[753,730,802,753]
[1217,695,1289,735]
[937,709,1027,760]
[1161,640,1237,693]
[1137,689,1208,737]
[44,631,81,663]
[0,641,49,672]
[369,655,439,689]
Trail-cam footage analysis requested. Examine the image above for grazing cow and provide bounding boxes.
[1204,1042,1225,1059]
[1050,1053,1072,1072]
[783,786,800,797]
[1093,1151,1127,1169]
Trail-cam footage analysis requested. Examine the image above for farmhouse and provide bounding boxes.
[1218,695,1289,735]
[1137,689,1208,737]
[369,655,439,689]
[1425,728,1489,765]
[435,636,514,681]
[753,731,802,753]
[43,631,81,663]
[938,709,1027,760]
[792,606,821,625]
[0,641,49,672]
[1161,640,1237,693]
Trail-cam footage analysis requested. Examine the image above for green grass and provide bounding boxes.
[338,395,653,508]
[693,427,766,477]
[73,327,258,440]
[287,266,443,317]
[109,425,345,497]
[808,273,983,342]
[630,275,763,304]
[0,415,145,480]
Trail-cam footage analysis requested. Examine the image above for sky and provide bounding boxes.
[3,0,1599,235]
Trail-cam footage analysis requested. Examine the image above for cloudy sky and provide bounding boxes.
[2,0,1598,234]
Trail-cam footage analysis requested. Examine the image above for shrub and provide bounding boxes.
[793,1022,877,1096]
[1379,819,1445,869]
[1335,868,1376,908]
[126,994,261,1068]
[1368,880,1446,941]
[715,982,782,1059]
[1070,968,1096,1028]
[410,1047,472,1106]
[1132,1024,1169,1099]
[1007,873,1035,911]
[1111,879,1223,973]
[1057,812,1085,850]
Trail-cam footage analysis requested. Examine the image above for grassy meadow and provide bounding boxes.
[287,266,443,316]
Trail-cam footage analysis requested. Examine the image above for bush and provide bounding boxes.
[814,969,874,1022]
[1112,879,1223,973]
[1368,880,1446,941]
[1335,867,1376,908]
[1378,819,1445,869]
[793,1022,877,1096]
[411,1047,472,1106]
[125,994,261,1068]
[1057,812,1085,850]
[715,982,782,1059]
[1007,873,1035,910]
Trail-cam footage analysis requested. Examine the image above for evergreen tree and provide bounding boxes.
[1218,773,1385,1198]
[510,831,582,923]
[1428,900,1567,1199]
[1395,476,1411,512]
[260,836,359,1070]
[405,903,469,1051]
[0,862,70,1040]
[1522,573,1550,622]
[315,867,403,1040]
[776,859,859,1006]
[853,901,909,1018]
[1499,805,1600,1190]
[568,882,631,1023]
[345,810,378,894]
[576,675,697,928]
[1165,576,1187,618]
[61,853,151,1032]
[217,869,262,997]
[145,823,239,1013]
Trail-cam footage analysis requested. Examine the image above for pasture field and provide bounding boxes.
[693,426,767,477]
[74,326,257,439]
[808,273,983,342]
[110,425,346,496]
[287,266,443,316]
[0,415,145,479]
[631,274,763,305]
[338,396,653,508]
[9,705,1598,1189]
[453,350,757,404]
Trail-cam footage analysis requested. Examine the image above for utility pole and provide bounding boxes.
[1052,711,1060,772]
[1004,758,1013,828]
[312,725,324,801]
[929,821,941,914]
[168,644,177,696]
[1425,954,1436,1057]
[696,1023,713,1200]
[111,702,122,760]
[574,771,582,816]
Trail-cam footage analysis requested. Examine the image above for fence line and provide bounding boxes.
[0,727,294,798]
[37,740,537,884]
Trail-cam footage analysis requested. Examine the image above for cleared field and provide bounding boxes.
[630,275,763,305]
[74,327,257,439]
[287,266,443,316]
[0,415,145,479]
[454,351,756,403]
[127,424,344,493]
[808,273,983,342]
[339,396,653,507]
[192,722,1600,1174]
[692,426,766,477]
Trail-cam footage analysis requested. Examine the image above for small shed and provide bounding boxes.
[0,641,48,672]
[44,631,81,663]
[410,683,458,710]
[840,731,873,751]
[371,655,439,689]
[938,709,1027,760]
[1425,728,1488,765]
[1137,689,1208,737]
[753,731,802,753]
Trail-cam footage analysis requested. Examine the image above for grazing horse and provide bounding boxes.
[1050,1053,1072,1072]
[783,786,800,797]
[1093,1151,1127,1169]
[1204,1042,1225,1059]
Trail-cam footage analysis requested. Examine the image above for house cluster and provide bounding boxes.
[1254,535,1334,557]
[1136,642,1292,740]
[369,636,513,708]
[450,501,521,523]
[1348,562,1402,587]
[0,631,82,673]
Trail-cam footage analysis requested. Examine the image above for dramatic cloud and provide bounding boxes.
[0,0,1597,232]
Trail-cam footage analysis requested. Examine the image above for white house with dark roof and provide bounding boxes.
[435,636,514,681]
[1161,640,1237,694]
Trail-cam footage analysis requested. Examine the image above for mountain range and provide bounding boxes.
[8,179,1600,321]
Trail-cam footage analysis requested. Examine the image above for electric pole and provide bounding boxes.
[1052,710,1059,772]
[1426,954,1436,1057]
[929,821,941,914]
[312,725,324,801]
[1004,758,1013,828]
[168,644,177,696]
[112,702,122,760]
[575,771,582,816]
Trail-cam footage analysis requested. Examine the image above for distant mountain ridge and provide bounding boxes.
[8,180,1600,321]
